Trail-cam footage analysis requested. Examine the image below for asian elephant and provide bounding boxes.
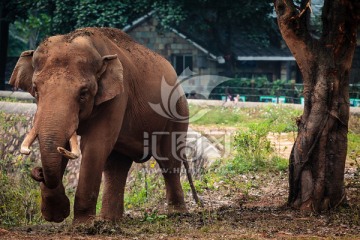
[10,27,193,223]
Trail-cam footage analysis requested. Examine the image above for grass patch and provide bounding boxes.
[124,166,165,210]
[189,105,247,126]
[189,104,302,131]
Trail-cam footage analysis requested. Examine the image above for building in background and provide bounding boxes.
[124,12,300,83]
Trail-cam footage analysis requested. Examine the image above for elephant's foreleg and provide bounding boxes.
[73,144,106,224]
[73,96,126,224]
[100,151,132,221]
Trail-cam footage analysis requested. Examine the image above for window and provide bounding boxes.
[173,55,193,75]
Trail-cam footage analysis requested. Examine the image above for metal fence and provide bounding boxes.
[185,83,360,107]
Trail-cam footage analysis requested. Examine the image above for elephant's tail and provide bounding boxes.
[182,160,203,207]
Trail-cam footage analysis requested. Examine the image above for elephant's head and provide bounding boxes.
[10,33,124,222]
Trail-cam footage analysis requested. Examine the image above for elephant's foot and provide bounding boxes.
[100,212,123,223]
[73,199,98,225]
[72,215,96,225]
[167,202,188,214]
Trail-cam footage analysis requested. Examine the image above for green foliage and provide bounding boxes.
[0,168,42,226]
[189,105,246,126]
[191,105,299,175]
[124,168,164,210]
[52,0,152,34]
[348,133,360,157]
[75,0,129,29]
[51,0,78,34]
[224,124,273,174]
[141,210,167,223]
[0,0,35,22]
[260,105,301,133]
[165,0,275,48]
[0,112,43,226]
[9,11,51,55]
[152,1,186,28]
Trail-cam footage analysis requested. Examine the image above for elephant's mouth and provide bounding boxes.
[27,132,81,183]
[21,129,81,160]
[25,131,81,184]
[56,132,81,159]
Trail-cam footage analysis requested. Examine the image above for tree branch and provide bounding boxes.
[323,1,358,68]
[273,0,314,69]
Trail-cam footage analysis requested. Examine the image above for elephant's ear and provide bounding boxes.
[95,54,124,106]
[9,50,35,96]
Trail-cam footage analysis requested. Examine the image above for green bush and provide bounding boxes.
[0,112,43,227]
[0,162,42,226]
[222,122,288,174]
[226,124,272,173]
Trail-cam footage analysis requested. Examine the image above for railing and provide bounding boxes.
[185,84,360,106]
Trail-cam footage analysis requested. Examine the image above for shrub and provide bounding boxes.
[0,162,42,226]
[0,112,43,226]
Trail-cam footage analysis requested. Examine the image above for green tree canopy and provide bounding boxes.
[3,0,276,88]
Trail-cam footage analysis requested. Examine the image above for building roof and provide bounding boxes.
[233,39,295,61]
[122,11,222,62]
[122,12,295,63]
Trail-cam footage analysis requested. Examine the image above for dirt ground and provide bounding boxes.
[1,168,360,239]
[1,130,360,239]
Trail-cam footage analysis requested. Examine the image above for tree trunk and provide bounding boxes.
[0,5,9,90]
[274,0,359,212]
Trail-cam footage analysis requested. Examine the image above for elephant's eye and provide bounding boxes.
[79,88,88,103]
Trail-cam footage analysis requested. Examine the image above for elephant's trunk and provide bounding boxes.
[37,129,68,189]
[34,102,79,189]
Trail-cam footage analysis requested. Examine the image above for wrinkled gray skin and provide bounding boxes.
[10,27,189,223]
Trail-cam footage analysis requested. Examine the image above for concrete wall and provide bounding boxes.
[0,102,79,189]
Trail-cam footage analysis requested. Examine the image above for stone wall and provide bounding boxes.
[0,104,80,189]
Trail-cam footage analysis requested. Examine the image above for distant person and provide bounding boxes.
[234,94,240,103]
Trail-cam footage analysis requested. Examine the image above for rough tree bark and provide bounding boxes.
[274,0,359,212]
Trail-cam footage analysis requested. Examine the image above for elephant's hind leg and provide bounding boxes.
[100,151,132,222]
[159,162,187,213]
[156,132,187,213]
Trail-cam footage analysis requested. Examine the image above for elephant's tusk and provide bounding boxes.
[57,132,81,160]
[57,147,79,159]
[20,127,37,155]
